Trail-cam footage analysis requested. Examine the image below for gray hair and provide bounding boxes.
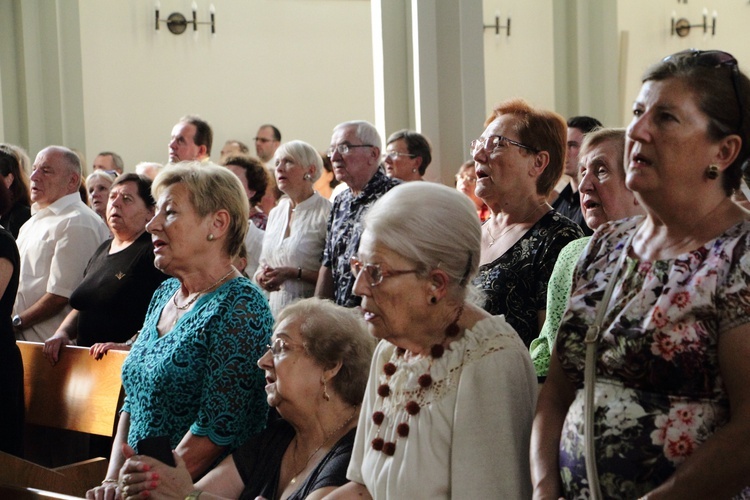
[363,182,481,300]
[152,161,249,258]
[97,151,124,172]
[86,170,116,188]
[276,298,375,406]
[273,140,324,183]
[580,128,626,177]
[334,120,382,151]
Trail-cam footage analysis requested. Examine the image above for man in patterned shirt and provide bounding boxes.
[315,120,400,307]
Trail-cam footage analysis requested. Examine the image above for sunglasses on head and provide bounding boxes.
[663,49,744,133]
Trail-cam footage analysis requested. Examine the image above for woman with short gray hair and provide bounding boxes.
[255,140,331,317]
[330,182,537,499]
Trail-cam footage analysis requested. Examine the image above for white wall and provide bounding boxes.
[483,0,556,113]
[77,0,374,169]
[618,0,750,127]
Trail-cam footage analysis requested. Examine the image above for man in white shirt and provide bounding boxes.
[13,146,110,342]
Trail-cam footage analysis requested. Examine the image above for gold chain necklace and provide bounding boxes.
[289,405,358,486]
[485,201,549,247]
[172,267,236,311]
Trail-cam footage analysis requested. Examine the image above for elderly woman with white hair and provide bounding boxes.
[329,182,537,499]
[255,140,332,317]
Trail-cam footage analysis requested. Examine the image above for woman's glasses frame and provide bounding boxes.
[349,257,419,287]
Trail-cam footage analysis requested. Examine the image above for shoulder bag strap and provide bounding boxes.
[583,230,635,499]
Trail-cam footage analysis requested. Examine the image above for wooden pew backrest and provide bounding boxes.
[17,341,128,437]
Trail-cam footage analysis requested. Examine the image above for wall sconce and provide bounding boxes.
[483,13,511,37]
[155,1,215,35]
[671,8,716,37]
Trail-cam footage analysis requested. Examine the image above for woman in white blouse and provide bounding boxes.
[254,141,331,316]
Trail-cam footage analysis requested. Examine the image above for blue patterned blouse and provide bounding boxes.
[121,276,273,459]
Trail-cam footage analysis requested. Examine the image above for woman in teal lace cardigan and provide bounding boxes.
[530,128,643,379]
[88,163,273,499]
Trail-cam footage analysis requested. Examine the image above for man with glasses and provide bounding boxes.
[315,120,400,308]
[254,124,281,169]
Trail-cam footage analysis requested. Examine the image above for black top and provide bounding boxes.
[0,227,20,346]
[0,226,23,456]
[69,231,167,346]
[473,210,584,347]
[551,184,592,236]
[233,419,356,500]
[0,202,31,239]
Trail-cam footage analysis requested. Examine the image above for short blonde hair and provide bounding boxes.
[276,298,375,406]
[153,162,249,258]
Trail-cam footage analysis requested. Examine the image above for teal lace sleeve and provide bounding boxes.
[121,277,273,455]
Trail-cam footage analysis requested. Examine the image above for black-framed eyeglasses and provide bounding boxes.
[265,338,305,357]
[385,151,416,161]
[471,135,539,155]
[350,257,419,287]
[326,144,374,158]
[663,49,744,133]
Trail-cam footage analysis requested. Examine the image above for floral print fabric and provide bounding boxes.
[321,170,400,308]
[556,216,750,498]
[473,210,584,347]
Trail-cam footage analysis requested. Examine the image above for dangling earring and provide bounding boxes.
[322,377,330,401]
[207,234,215,241]
[706,164,720,180]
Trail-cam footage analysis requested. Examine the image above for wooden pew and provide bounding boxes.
[0,342,128,497]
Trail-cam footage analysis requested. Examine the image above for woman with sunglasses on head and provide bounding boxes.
[383,129,431,182]
[118,298,375,500]
[328,182,537,499]
[472,99,584,349]
[532,50,750,499]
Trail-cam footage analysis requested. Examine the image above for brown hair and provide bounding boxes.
[485,98,567,196]
[642,51,750,196]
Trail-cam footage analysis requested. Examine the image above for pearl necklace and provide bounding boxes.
[371,306,463,456]
[172,268,236,311]
[485,201,549,246]
[289,405,358,485]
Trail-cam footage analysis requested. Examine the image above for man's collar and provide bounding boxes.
[31,192,82,216]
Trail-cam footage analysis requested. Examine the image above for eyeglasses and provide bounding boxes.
[350,257,419,287]
[663,49,744,133]
[455,173,477,183]
[254,137,276,143]
[265,338,305,357]
[470,135,539,155]
[327,144,374,158]
[385,151,416,161]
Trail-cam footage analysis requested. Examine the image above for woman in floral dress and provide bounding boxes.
[532,50,750,499]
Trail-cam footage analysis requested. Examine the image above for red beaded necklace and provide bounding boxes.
[370,305,464,456]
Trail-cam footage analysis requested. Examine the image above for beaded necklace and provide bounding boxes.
[370,305,464,456]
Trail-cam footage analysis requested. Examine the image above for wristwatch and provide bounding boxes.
[12,314,22,329]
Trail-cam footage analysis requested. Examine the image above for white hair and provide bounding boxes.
[334,120,382,151]
[363,182,481,298]
[273,140,324,182]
